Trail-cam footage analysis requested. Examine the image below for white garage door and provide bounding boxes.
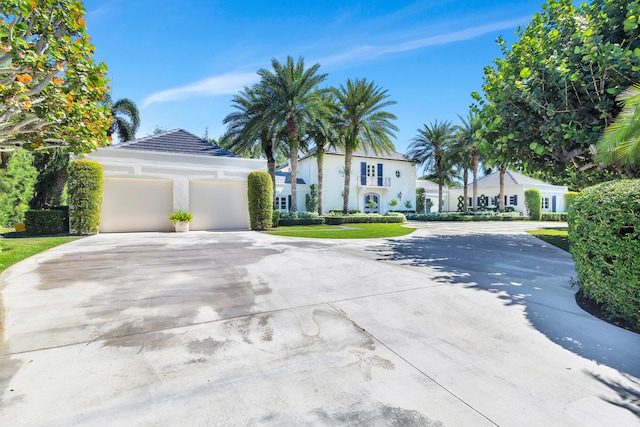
[189,181,249,230]
[100,177,173,232]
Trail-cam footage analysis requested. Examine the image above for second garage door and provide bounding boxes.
[189,181,249,230]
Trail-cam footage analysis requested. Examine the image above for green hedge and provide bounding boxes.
[568,180,640,330]
[540,212,568,221]
[271,210,281,228]
[564,191,579,211]
[279,218,325,226]
[68,160,103,234]
[524,188,542,220]
[327,209,361,215]
[25,209,66,235]
[324,214,405,225]
[247,171,273,230]
[406,212,524,221]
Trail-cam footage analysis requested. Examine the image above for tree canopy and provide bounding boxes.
[0,0,111,157]
[473,0,640,181]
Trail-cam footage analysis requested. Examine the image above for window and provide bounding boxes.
[275,197,287,210]
[542,197,549,209]
[367,164,376,177]
[395,170,401,178]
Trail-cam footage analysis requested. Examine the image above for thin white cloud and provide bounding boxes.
[142,71,259,107]
[319,17,527,67]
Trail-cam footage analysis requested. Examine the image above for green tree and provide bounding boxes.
[333,78,398,214]
[0,150,36,226]
[407,120,454,213]
[0,0,111,161]
[256,56,327,211]
[596,84,640,175]
[29,148,68,209]
[105,94,140,142]
[474,0,640,184]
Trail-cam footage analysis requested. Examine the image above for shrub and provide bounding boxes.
[305,184,318,213]
[524,188,542,220]
[169,211,193,222]
[271,210,280,228]
[279,218,325,226]
[68,160,103,234]
[405,212,524,222]
[328,209,360,215]
[564,191,579,211]
[568,180,640,329]
[416,188,426,213]
[540,212,567,221]
[25,209,66,235]
[247,171,273,230]
[324,214,405,225]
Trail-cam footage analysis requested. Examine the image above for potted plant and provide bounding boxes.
[169,211,193,232]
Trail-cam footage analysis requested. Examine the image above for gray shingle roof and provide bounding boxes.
[113,129,239,157]
[472,169,551,187]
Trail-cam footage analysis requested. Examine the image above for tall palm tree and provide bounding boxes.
[455,111,483,211]
[596,84,640,177]
[105,94,140,142]
[222,86,287,196]
[333,78,398,214]
[256,56,328,211]
[304,90,339,215]
[407,120,455,213]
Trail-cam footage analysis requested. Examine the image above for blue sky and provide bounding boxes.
[84,0,544,154]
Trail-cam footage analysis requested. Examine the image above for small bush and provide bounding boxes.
[564,191,579,211]
[524,188,542,220]
[169,211,193,222]
[25,209,66,235]
[416,188,426,213]
[568,180,640,330]
[68,160,103,234]
[541,212,567,221]
[247,171,273,230]
[271,210,280,228]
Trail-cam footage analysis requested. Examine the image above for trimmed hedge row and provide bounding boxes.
[568,180,640,330]
[406,212,525,221]
[25,209,66,235]
[540,212,568,221]
[324,214,405,225]
[279,218,325,226]
[68,160,103,234]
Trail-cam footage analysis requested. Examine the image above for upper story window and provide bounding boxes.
[395,170,401,178]
[367,164,376,177]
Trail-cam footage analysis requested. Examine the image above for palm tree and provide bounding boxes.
[303,90,339,215]
[407,120,455,213]
[256,56,328,211]
[333,78,398,214]
[222,86,287,196]
[105,94,140,142]
[596,84,640,177]
[454,111,483,211]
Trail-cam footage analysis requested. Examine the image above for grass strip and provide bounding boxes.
[0,230,80,274]
[266,223,415,239]
[527,227,569,252]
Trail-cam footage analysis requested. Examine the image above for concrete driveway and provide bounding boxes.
[1,222,638,426]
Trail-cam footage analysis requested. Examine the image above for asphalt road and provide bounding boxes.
[1,222,638,426]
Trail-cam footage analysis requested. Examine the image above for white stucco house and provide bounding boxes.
[276,147,417,214]
[415,179,450,213]
[446,169,569,213]
[85,129,266,232]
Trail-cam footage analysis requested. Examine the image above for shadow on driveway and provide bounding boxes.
[371,233,640,379]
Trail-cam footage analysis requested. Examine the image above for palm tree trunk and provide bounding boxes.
[317,145,324,215]
[462,168,469,211]
[343,146,353,214]
[287,117,298,212]
[472,150,479,212]
[437,162,444,213]
[264,139,276,207]
[499,164,506,213]
[0,152,9,169]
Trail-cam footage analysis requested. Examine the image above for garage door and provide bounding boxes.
[100,177,173,232]
[189,181,249,230]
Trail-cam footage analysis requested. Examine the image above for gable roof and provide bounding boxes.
[416,179,444,191]
[472,169,552,188]
[299,146,412,162]
[113,129,238,157]
[275,171,306,184]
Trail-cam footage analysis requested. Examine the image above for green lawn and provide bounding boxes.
[527,227,569,252]
[0,228,80,274]
[266,223,415,239]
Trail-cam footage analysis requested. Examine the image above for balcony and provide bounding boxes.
[358,176,391,187]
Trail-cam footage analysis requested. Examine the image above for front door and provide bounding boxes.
[364,193,380,213]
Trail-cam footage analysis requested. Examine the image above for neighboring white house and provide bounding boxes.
[276,147,416,214]
[446,169,569,213]
[85,129,266,232]
[416,180,450,213]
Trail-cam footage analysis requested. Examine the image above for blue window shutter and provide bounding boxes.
[360,162,366,185]
[287,195,292,210]
[377,163,383,186]
[513,195,518,206]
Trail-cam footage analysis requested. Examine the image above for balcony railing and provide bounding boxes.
[359,176,391,187]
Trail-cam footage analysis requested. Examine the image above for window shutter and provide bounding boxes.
[287,195,292,211]
[513,195,518,206]
[360,162,366,185]
[377,163,383,186]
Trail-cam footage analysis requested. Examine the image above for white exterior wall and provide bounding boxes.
[85,148,266,232]
[447,183,568,213]
[295,153,416,214]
